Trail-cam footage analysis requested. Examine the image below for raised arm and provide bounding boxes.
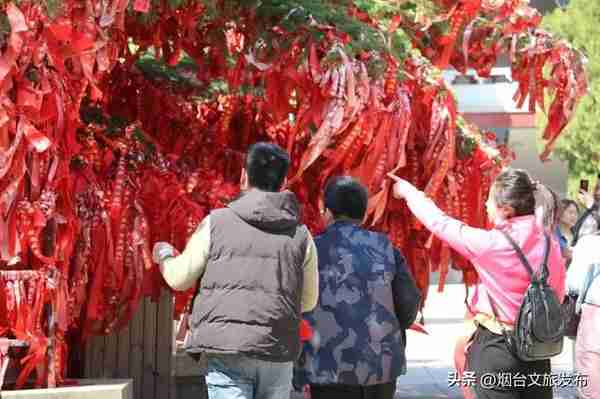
[388,173,493,261]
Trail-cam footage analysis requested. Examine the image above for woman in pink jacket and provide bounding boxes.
[388,169,565,399]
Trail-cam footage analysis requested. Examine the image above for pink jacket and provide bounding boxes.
[403,186,566,325]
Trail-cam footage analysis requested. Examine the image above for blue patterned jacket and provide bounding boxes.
[294,221,420,386]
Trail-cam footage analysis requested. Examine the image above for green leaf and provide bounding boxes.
[542,0,600,196]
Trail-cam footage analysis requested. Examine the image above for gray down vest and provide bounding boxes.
[185,189,309,362]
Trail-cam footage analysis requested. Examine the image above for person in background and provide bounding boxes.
[556,199,579,264]
[556,199,579,248]
[573,176,600,245]
[294,176,420,399]
[388,168,565,399]
[566,228,600,399]
[153,142,319,399]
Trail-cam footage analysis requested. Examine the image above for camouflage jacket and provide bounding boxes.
[294,221,420,386]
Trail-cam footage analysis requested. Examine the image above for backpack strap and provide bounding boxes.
[572,205,599,246]
[577,262,600,313]
[500,231,535,277]
[487,232,534,326]
[539,233,551,283]
[486,290,513,342]
[500,231,550,283]
[486,233,551,343]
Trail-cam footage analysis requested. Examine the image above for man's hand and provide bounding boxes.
[387,173,416,200]
[152,242,176,264]
[578,189,595,209]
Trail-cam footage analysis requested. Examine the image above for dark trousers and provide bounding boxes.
[466,326,553,399]
[310,382,396,399]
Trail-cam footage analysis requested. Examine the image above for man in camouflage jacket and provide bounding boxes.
[294,176,421,399]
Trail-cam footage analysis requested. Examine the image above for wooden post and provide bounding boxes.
[129,303,145,399]
[141,297,157,399]
[84,290,175,399]
[155,292,173,399]
[46,298,56,388]
[43,219,57,388]
[117,324,131,378]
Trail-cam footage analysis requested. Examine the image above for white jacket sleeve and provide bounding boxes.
[159,216,211,291]
[566,235,597,295]
[301,229,319,313]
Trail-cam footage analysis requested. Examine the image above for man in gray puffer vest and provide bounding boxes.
[153,142,319,399]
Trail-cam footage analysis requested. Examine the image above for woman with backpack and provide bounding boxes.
[388,168,565,399]
[566,230,600,399]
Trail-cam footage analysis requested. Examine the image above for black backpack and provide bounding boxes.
[489,232,565,362]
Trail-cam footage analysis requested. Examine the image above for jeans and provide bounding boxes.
[206,354,293,399]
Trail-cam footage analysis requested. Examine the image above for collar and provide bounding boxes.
[494,214,537,230]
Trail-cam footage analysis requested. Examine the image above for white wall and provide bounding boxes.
[443,67,527,114]
[442,67,569,197]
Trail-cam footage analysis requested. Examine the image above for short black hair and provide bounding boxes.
[324,176,368,220]
[245,142,290,192]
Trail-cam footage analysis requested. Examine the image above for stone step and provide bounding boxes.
[1,379,133,399]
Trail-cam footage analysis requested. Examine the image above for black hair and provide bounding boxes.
[560,199,580,215]
[493,169,536,217]
[245,142,290,192]
[324,176,368,221]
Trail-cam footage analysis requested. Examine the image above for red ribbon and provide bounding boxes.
[133,0,151,13]
[19,118,51,153]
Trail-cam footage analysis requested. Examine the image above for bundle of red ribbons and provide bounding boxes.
[0,0,586,387]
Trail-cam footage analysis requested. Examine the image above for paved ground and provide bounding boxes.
[178,283,580,399]
[395,283,578,398]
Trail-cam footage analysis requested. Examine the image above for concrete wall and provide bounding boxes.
[443,68,519,113]
[508,127,569,197]
[530,0,566,13]
[1,380,133,399]
[443,67,569,198]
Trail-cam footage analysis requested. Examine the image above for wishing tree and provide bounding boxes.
[0,0,588,387]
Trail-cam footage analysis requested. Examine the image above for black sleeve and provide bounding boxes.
[391,248,421,329]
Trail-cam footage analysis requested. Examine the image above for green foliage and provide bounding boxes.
[44,0,61,18]
[200,0,413,63]
[542,0,600,196]
[136,55,199,87]
[135,55,236,99]
[0,13,9,45]
[0,0,62,17]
